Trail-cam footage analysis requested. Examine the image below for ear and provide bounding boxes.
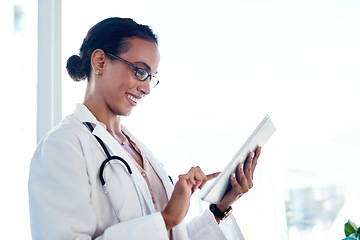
[91,49,106,75]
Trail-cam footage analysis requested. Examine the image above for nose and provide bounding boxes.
[138,79,150,96]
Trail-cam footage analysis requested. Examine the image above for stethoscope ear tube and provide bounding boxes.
[99,156,133,185]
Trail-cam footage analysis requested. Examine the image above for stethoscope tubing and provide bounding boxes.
[99,155,132,185]
[84,122,146,218]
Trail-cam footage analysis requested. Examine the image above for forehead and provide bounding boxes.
[121,38,160,72]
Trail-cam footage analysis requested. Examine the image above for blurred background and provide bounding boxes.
[1,0,359,239]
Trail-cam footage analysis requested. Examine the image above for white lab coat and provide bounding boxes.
[28,103,245,240]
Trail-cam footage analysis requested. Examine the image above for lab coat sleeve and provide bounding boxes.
[28,126,168,240]
[186,209,245,240]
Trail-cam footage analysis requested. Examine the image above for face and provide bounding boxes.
[97,38,160,117]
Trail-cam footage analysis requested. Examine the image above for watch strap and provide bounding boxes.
[209,203,233,221]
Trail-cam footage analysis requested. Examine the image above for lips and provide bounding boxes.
[126,93,141,104]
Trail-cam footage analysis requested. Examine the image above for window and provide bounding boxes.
[1,0,37,239]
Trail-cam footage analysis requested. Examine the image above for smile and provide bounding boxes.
[127,94,141,104]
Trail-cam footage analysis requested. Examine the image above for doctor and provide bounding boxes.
[28,17,261,240]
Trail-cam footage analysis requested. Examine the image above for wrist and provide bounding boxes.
[216,203,230,212]
[162,211,181,230]
[161,212,172,230]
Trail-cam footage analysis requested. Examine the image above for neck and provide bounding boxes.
[84,102,122,134]
[84,81,125,134]
[103,116,122,135]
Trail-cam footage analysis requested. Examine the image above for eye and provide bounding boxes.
[136,68,149,80]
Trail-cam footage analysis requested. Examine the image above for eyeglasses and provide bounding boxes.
[106,52,159,88]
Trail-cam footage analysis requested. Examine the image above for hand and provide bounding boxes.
[215,146,261,222]
[162,167,219,230]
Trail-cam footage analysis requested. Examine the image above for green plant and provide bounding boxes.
[343,220,360,240]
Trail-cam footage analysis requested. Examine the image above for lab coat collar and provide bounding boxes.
[73,103,98,125]
[73,103,124,141]
[73,103,122,133]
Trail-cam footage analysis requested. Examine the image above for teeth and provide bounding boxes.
[127,94,140,103]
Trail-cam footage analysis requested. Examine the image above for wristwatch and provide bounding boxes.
[209,204,233,221]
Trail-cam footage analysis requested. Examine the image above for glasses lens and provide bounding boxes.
[149,76,159,88]
[135,68,149,81]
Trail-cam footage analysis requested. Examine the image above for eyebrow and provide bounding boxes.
[135,61,152,73]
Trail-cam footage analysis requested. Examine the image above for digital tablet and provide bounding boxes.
[201,115,276,204]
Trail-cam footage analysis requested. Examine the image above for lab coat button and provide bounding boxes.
[141,172,146,178]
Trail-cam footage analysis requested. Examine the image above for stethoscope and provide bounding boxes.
[84,122,146,221]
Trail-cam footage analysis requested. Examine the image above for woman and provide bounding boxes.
[28,17,261,240]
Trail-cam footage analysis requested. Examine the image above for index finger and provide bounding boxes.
[206,172,220,180]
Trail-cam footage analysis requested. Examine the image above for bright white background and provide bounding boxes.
[2,0,360,239]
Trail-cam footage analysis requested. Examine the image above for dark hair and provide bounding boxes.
[66,17,158,81]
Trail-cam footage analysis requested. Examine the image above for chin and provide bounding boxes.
[120,109,133,117]
[112,107,132,117]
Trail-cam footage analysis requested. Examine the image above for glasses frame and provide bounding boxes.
[105,52,159,88]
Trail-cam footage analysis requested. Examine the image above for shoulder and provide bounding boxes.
[33,114,92,163]
[42,114,89,144]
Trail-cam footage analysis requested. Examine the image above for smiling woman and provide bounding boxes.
[28,17,259,240]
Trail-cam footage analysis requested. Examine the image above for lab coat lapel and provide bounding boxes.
[140,147,174,199]
[142,154,189,240]
[122,128,189,240]
[121,127,174,200]
[91,124,156,214]
[149,159,174,200]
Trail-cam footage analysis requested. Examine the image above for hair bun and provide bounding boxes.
[66,55,87,81]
